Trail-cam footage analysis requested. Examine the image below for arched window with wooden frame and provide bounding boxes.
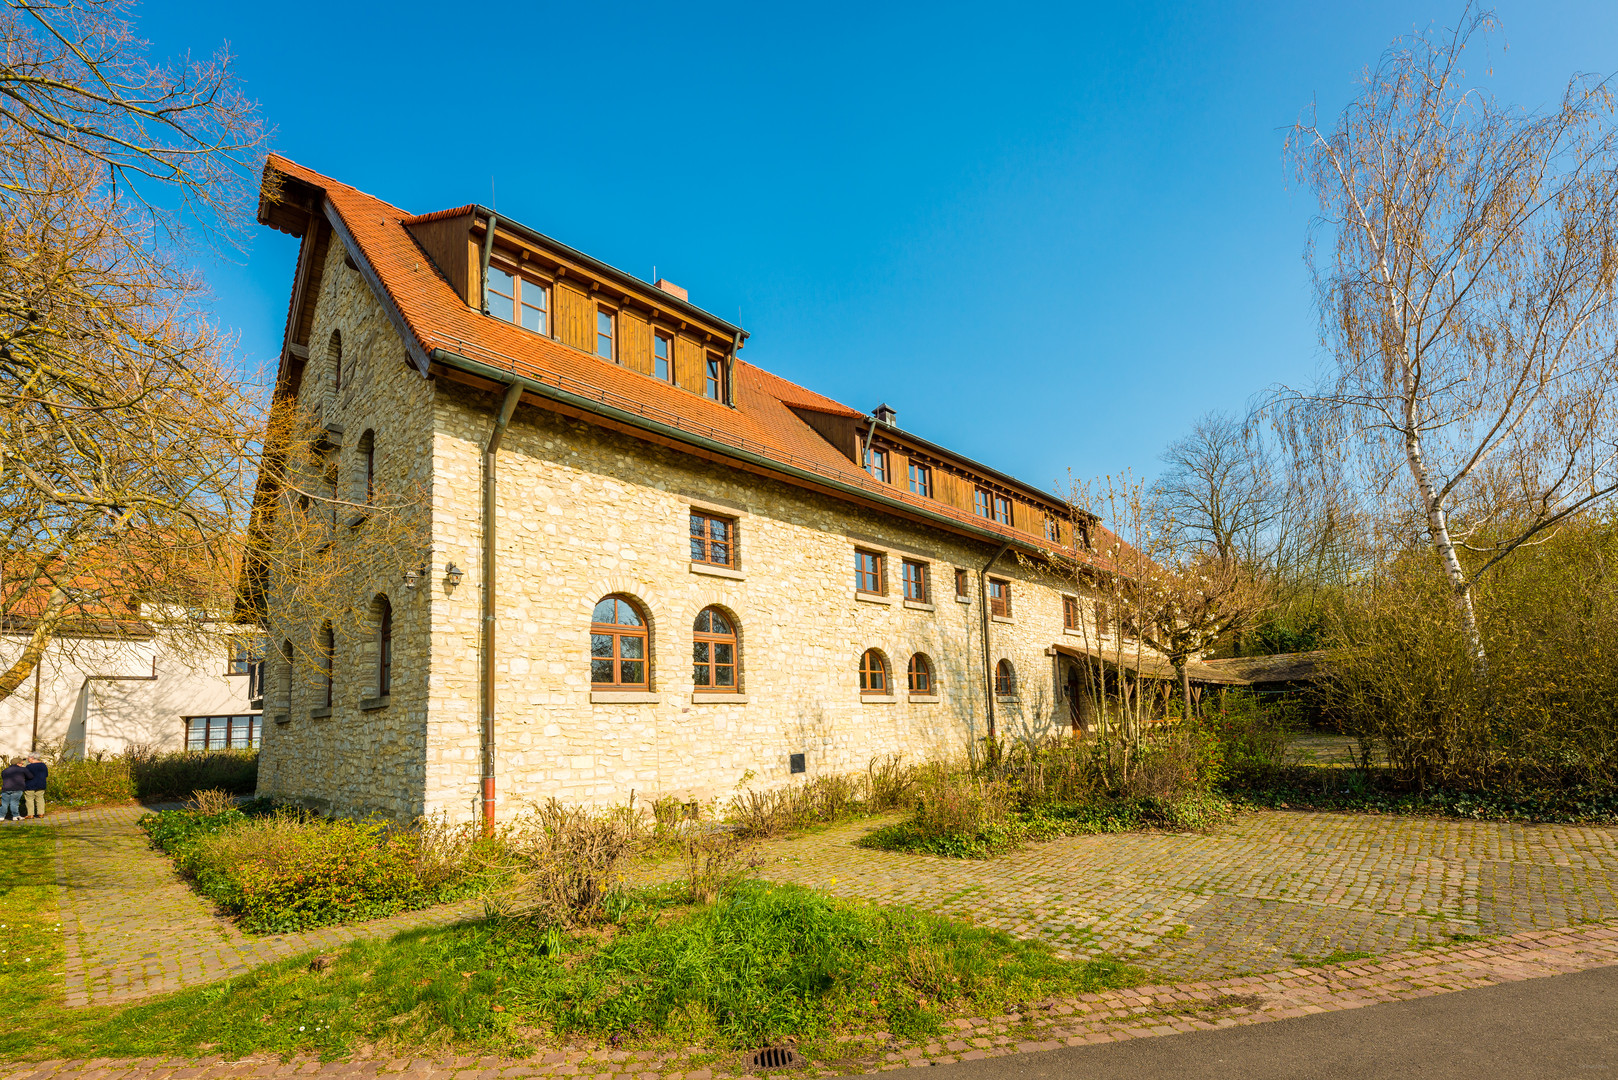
[319,621,335,708]
[591,595,649,689]
[907,653,933,694]
[692,606,738,691]
[994,659,1015,697]
[327,329,343,394]
[358,429,376,505]
[376,594,393,696]
[859,649,890,696]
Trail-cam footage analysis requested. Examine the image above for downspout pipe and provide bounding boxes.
[979,540,1011,757]
[478,214,500,314]
[481,380,523,837]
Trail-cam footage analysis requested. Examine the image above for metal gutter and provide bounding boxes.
[874,419,1095,520]
[429,348,1047,559]
[979,541,1011,754]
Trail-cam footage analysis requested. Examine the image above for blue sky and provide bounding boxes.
[149,0,1617,495]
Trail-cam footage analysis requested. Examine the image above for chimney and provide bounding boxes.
[653,279,688,302]
[872,403,897,426]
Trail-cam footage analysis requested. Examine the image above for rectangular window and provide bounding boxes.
[989,577,1011,618]
[689,510,736,568]
[226,637,262,675]
[1045,516,1061,543]
[597,308,616,360]
[520,277,549,334]
[705,353,726,400]
[908,462,931,498]
[1096,601,1111,637]
[993,495,1013,526]
[654,331,673,382]
[1063,595,1080,630]
[867,447,890,483]
[855,549,885,594]
[974,488,991,519]
[955,568,969,599]
[185,715,262,752]
[486,265,516,322]
[901,560,928,602]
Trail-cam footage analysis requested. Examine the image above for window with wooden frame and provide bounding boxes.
[226,636,262,676]
[318,621,334,708]
[1063,595,1080,631]
[1044,516,1061,543]
[376,595,393,696]
[596,308,616,360]
[994,659,1015,697]
[705,352,726,400]
[855,549,885,594]
[654,330,674,382]
[689,510,736,568]
[901,559,928,603]
[866,447,890,483]
[954,568,969,599]
[485,266,550,335]
[974,487,992,518]
[590,595,648,689]
[993,494,1013,526]
[692,607,738,691]
[907,653,933,694]
[1095,600,1111,637]
[327,330,342,394]
[988,577,1012,618]
[859,649,890,695]
[185,714,261,751]
[908,462,932,498]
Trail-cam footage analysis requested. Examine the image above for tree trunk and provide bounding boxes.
[0,588,67,706]
[1402,416,1487,678]
[1176,658,1193,721]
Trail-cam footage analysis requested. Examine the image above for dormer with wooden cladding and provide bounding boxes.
[404,207,745,405]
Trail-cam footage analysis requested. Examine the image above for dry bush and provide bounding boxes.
[682,827,761,904]
[413,814,491,891]
[189,788,236,815]
[910,772,1014,842]
[510,799,634,928]
[866,753,917,810]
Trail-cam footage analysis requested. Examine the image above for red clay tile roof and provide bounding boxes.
[261,155,1113,563]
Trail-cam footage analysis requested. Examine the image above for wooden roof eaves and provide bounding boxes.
[431,346,1081,562]
[871,421,1097,523]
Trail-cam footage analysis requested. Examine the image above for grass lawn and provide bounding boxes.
[0,823,1140,1064]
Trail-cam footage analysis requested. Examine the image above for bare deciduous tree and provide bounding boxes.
[1282,7,1618,674]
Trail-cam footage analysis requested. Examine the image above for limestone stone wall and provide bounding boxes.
[254,236,438,820]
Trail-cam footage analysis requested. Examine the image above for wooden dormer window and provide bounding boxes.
[1044,516,1061,543]
[654,330,673,382]
[867,447,890,484]
[487,265,549,335]
[705,352,726,401]
[597,308,616,360]
[974,488,991,519]
[993,494,1012,526]
[908,462,931,498]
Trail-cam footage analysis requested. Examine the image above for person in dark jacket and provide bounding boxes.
[0,759,26,821]
[23,756,47,819]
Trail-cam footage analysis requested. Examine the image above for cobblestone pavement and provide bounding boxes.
[38,805,483,1007]
[749,810,1618,981]
[4,921,1616,1079]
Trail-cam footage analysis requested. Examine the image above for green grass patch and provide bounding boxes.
[1287,948,1373,966]
[858,793,1235,859]
[0,868,1139,1063]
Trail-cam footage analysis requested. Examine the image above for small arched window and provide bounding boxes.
[591,595,648,689]
[859,649,890,696]
[279,639,294,710]
[358,429,376,504]
[376,595,393,696]
[327,329,343,393]
[693,607,737,691]
[994,659,1015,697]
[907,653,933,694]
[319,621,335,708]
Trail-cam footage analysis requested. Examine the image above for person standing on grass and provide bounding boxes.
[23,756,46,819]
[0,758,26,821]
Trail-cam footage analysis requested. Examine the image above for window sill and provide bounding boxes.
[991,614,1015,624]
[360,695,390,712]
[955,595,972,604]
[996,695,1020,704]
[692,692,748,703]
[902,599,936,612]
[689,562,744,581]
[273,713,290,725]
[308,707,332,719]
[854,591,894,605]
[590,690,661,704]
[860,694,899,704]
[908,694,941,704]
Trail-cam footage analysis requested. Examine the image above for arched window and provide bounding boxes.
[693,607,737,691]
[376,595,393,696]
[591,595,648,689]
[994,659,1015,697]
[907,653,933,694]
[327,330,343,393]
[358,429,376,504]
[859,649,890,696]
[319,621,335,708]
[279,639,294,711]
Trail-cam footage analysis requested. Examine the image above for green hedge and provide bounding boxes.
[46,750,257,806]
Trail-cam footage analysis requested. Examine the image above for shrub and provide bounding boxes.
[46,755,134,804]
[681,825,760,904]
[1202,693,1296,787]
[510,799,635,928]
[43,748,257,806]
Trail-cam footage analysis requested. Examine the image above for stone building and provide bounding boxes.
[248,156,1178,824]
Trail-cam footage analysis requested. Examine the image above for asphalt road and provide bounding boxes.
[882,964,1618,1080]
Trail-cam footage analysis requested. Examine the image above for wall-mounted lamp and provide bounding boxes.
[403,567,421,589]
[445,562,465,589]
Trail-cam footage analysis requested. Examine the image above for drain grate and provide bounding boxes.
[746,1046,802,1070]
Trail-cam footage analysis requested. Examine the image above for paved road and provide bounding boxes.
[903,963,1618,1080]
